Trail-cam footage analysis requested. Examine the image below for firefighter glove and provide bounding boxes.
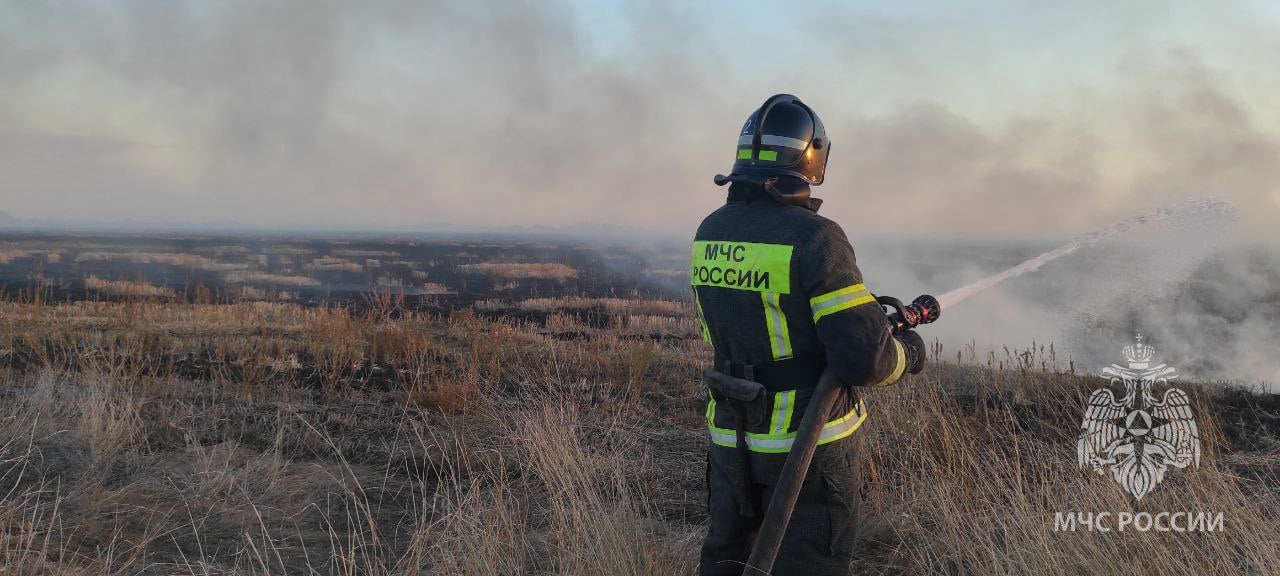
[899,330,927,375]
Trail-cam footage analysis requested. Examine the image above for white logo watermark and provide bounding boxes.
[1055,334,1222,533]
[1053,511,1223,533]
[1077,334,1201,500]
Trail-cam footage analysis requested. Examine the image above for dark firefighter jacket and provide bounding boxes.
[691,184,907,453]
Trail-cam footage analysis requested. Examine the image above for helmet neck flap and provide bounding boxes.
[726,176,823,213]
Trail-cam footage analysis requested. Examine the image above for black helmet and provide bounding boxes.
[715,94,830,186]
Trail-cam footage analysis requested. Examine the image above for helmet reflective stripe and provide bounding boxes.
[738,134,810,150]
[736,148,779,161]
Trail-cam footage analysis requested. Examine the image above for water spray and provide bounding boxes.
[937,197,1236,310]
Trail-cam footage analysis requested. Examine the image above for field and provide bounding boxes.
[0,231,688,309]
[0,232,1276,575]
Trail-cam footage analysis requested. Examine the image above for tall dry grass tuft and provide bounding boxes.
[518,401,654,573]
[397,423,528,575]
[369,323,435,366]
[77,379,143,464]
[441,387,699,575]
[85,275,175,299]
[609,339,660,396]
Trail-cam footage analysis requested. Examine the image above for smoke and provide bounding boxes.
[813,49,1280,243]
[2,1,1280,241]
[4,2,1279,385]
[0,1,736,228]
[853,201,1278,391]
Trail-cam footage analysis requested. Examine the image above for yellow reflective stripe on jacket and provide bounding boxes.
[694,292,712,345]
[707,398,867,454]
[769,390,796,434]
[690,241,793,294]
[809,283,875,323]
[761,292,793,360]
[875,338,908,386]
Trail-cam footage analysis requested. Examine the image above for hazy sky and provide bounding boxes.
[3,1,1280,240]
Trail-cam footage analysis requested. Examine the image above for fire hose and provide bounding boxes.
[740,294,940,575]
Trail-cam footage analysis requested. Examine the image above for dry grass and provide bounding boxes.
[422,282,453,295]
[265,246,315,256]
[329,249,399,259]
[224,271,321,287]
[0,295,1274,575]
[84,275,175,298]
[76,250,248,271]
[235,285,272,301]
[375,276,406,288]
[0,247,67,265]
[0,248,40,264]
[310,256,365,272]
[477,296,688,317]
[858,363,1279,574]
[457,262,578,280]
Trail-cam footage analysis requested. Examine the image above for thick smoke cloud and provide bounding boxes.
[0,1,734,229]
[3,1,1280,241]
[814,49,1280,242]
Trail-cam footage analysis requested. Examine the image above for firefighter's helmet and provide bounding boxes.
[715,94,830,186]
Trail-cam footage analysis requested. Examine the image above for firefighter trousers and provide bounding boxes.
[699,437,861,576]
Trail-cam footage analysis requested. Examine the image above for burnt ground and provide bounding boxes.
[0,230,689,310]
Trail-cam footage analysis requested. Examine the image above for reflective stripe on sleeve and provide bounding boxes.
[762,292,793,360]
[809,283,875,323]
[875,338,908,386]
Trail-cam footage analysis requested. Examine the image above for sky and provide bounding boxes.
[3,0,1280,241]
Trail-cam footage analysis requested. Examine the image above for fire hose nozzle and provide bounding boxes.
[878,294,941,335]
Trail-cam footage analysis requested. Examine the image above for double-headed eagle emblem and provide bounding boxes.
[1077,334,1200,500]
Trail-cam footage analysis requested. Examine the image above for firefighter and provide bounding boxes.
[692,94,926,575]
